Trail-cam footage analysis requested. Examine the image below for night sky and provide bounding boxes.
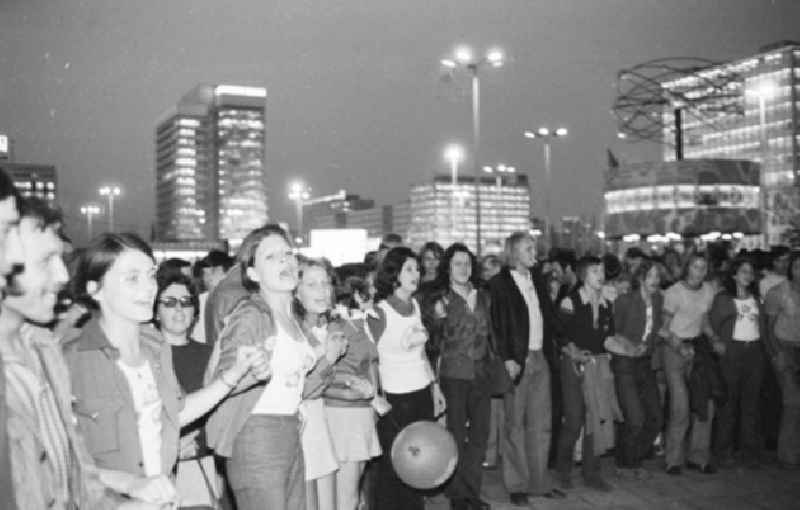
[1,0,798,241]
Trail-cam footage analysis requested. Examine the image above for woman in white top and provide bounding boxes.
[205,225,343,510]
[709,257,765,468]
[66,233,269,508]
[367,246,440,510]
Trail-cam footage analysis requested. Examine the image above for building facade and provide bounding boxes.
[155,84,269,243]
[0,163,57,205]
[603,159,760,240]
[660,41,800,244]
[406,173,531,253]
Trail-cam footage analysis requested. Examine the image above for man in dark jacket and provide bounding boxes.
[488,232,564,506]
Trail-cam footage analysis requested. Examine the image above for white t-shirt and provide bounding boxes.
[376,299,433,394]
[664,281,715,339]
[510,269,544,352]
[251,320,316,415]
[732,296,760,342]
[116,360,163,477]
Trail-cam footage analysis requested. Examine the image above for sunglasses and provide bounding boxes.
[158,296,194,309]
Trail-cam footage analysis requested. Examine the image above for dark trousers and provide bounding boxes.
[555,356,601,482]
[376,386,434,510]
[611,355,663,468]
[714,341,765,461]
[440,374,491,502]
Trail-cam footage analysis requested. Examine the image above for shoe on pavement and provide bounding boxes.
[509,492,528,506]
[665,465,682,475]
[584,477,613,492]
[686,461,717,474]
[468,498,491,510]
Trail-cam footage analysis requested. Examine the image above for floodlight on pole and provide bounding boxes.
[523,126,569,248]
[80,203,101,239]
[288,180,311,242]
[439,44,507,255]
[98,185,121,232]
[444,144,466,240]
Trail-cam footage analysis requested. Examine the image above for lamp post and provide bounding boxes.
[524,127,568,248]
[98,185,121,232]
[482,164,516,244]
[441,45,505,256]
[288,181,311,243]
[746,82,777,246]
[80,203,101,239]
[444,144,465,241]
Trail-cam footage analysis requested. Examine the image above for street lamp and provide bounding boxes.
[80,203,101,239]
[524,127,568,248]
[441,44,506,256]
[746,81,778,246]
[98,185,121,232]
[482,164,516,244]
[444,144,466,240]
[288,180,311,242]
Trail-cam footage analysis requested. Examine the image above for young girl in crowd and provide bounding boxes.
[428,243,492,510]
[66,233,268,507]
[608,258,664,479]
[368,246,440,510]
[710,257,765,469]
[660,253,718,475]
[325,275,382,510]
[204,225,342,510]
[294,257,344,510]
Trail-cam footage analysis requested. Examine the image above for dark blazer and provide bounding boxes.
[488,265,561,381]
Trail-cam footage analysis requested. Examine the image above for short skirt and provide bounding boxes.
[324,405,382,463]
[300,398,339,480]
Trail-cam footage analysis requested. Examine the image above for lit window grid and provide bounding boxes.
[408,183,531,250]
[605,184,759,214]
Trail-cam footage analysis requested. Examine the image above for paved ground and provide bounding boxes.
[426,454,800,510]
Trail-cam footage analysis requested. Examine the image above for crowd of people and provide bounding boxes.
[0,165,799,510]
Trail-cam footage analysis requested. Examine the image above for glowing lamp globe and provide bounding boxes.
[391,421,458,489]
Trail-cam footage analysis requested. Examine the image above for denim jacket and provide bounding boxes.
[64,318,183,477]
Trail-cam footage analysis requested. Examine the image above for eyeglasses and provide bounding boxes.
[158,296,194,309]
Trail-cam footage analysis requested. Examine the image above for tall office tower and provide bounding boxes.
[660,41,800,244]
[155,84,268,243]
[406,173,531,252]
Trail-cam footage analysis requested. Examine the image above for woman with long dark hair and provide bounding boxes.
[710,257,765,468]
[607,258,664,479]
[426,243,493,510]
[368,246,439,510]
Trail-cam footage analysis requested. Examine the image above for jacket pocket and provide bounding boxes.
[74,396,124,455]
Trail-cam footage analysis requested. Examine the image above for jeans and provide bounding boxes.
[502,350,553,495]
[441,372,491,502]
[612,355,663,468]
[555,355,601,482]
[227,415,305,510]
[713,341,765,461]
[773,345,800,465]
[663,344,714,468]
[376,386,434,510]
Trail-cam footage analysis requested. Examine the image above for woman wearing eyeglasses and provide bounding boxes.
[65,233,269,508]
[153,271,220,508]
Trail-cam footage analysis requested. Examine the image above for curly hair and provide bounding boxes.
[374,246,418,301]
[434,242,480,290]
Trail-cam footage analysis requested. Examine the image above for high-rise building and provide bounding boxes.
[0,162,57,205]
[659,41,800,244]
[406,173,531,252]
[305,190,374,234]
[155,84,268,243]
